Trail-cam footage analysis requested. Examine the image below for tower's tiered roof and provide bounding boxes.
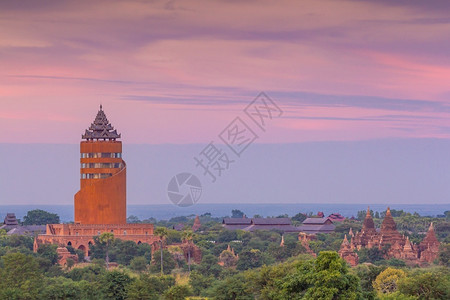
[82,105,121,140]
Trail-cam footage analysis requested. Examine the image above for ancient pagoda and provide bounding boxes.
[339,207,440,266]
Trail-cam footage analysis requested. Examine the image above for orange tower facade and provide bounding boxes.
[35,105,160,259]
[74,106,126,224]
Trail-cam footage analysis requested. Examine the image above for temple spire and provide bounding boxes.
[82,105,121,141]
[386,207,391,216]
[341,234,349,246]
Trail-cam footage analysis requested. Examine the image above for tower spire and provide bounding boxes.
[82,105,121,141]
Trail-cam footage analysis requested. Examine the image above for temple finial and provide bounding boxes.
[100,104,103,110]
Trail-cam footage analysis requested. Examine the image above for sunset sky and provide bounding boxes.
[1,1,450,207]
[1,0,449,144]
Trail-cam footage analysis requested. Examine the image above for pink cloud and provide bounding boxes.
[1,0,449,143]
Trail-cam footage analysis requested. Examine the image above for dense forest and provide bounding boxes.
[0,209,449,299]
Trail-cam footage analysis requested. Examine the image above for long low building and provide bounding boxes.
[298,217,336,234]
[222,217,301,232]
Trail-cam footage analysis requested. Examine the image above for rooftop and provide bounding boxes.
[82,105,121,140]
[302,217,333,225]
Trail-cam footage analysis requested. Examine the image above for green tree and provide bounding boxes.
[439,243,450,267]
[373,267,406,295]
[127,215,141,223]
[42,277,82,300]
[150,249,176,275]
[37,243,58,264]
[111,240,140,265]
[189,270,215,296]
[66,264,106,281]
[99,232,115,269]
[127,274,165,300]
[377,291,417,300]
[353,264,385,299]
[237,249,265,270]
[307,251,361,299]
[181,229,195,272]
[154,227,169,275]
[236,249,274,271]
[22,209,60,225]
[127,274,174,299]
[208,273,253,300]
[101,270,133,300]
[0,253,43,299]
[67,245,85,262]
[231,209,245,218]
[163,284,192,300]
[398,270,450,300]
[196,253,223,278]
[217,229,238,243]
[292,212,307,223]
[281,251,362,300]
[130,256,148,272]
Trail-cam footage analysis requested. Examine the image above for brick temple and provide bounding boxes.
[339,207,440,266]
[34,106,160,258]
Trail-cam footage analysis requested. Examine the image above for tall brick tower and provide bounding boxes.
[74,105,126,224]
[35,105,159,258]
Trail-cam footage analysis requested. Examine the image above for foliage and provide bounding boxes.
[41,277,83,300]
[196,253,223,278]
[217,230,238,243]
[377,291,418,300]
[66,264,106,281]
[163,284,193,300]
[373,267,407,295]
[282,251,362,300]
[130,256,148,272]
[398,269,450,299]
[150,249,177,275]
[357,209,374,221]
[231,209,245,218]
[236,249,266,270]
[101,270,133,300]
[37,243,58,265]
[352,264,385,299]
[155,227,169,275]
[439,243,450,267]
[67,245,85,262]
[358,247,385,264]
[207,273,253,300]
[292,212,307,223]
[189,270,216,296]
[1,209,449,299]
[127,274,175,300]
[22,209,60,225]
[89,236,151,266]
[0,252,43,299]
